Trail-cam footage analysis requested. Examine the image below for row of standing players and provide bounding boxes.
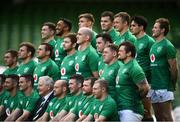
[0,11,179,121]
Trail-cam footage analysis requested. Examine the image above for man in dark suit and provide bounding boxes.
[30,76,54,121]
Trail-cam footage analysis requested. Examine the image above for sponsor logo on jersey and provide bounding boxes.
[50,111,54,119]
[61,68,66,75]
[34,74,37,82]
[55,49,59,57]
[79,110,83,117]
[75,63,79,71]
[150,54,155,63]
[6,108,11,116]
[99,69,103,76]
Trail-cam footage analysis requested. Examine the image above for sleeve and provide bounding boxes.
[87,50,99,72]
[130,63,146,84]
[99,101,116,118]
[24,96,39,112]
[167,42,177,59]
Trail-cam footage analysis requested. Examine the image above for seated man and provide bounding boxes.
[83,79,119,121]
[36,79,68,121]
[5,74,40,121]
[30,76,54,121]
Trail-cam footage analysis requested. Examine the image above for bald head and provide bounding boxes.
[78,27,93,41]
[53,80,68,97]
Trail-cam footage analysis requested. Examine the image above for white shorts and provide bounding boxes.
[173,106,180,121]
[147,89,174,103]
[118,110,143,122]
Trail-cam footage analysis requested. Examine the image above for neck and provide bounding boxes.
[99,93,107,101]
[107,58,117,65]
[9,63,17,69]
[10,88,17,97]
[43,36,54,43]
[136,31,145,39]
[58,31,70,38]
[24,87,33,96]
[40,57,49,63]
[123,56,133,64]
[155,35,164,42]
[67,49,76,55]
[120,26,128,35]
[79,42,89,51]
[74,89,82,96]
[22,57,31,64]
[57,92,66,99]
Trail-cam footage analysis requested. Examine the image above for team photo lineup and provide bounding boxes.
[0,11,179,122]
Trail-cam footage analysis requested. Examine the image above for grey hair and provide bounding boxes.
[39,76,54,87]
[79,27,93,41]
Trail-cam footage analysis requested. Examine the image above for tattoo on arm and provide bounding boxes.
[137,79,150,98]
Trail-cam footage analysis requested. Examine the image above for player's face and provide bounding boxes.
[79,17,89,28]
[76,29,87,45]
[69,79,79,94]
[101,16,113,31]
[4,78,14,91]
[103,47,114,64]
[19,77,28,91]
[93,83,102,99]
[96,37,106,53]
[82,80,92,96]
[114,17,124,32]
[152,22,162,38]
[53,80,63,97]
[38,79,50,96]
[41,25,52,40]
[37,45,46,59]
[130,21,141,36]
[18,46,29,60]
[56,20,65,36]
[118,45,127,61]
[4,53,14,66]
[63,37,73,52]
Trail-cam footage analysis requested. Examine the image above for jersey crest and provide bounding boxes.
[150,54,155,63]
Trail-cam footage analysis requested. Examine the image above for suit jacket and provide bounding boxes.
[30,92,54,121]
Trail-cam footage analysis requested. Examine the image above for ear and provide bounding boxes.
[72,43,76,48]
[46,50,50,56]
[27,51,32,57]
[161,28,165,34]
[113,51,117,57]
[63,86,67,92]
[127,52,131,57]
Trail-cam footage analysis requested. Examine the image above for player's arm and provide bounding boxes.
[5,109,22,121]
[136,79,150,98]
[16,110,31,121]
[51,110,68,122]
[82,114,93,122]
[62,112,76,121]
[95,115,106,122]
[76,115,87,122]
[168,58,178,88]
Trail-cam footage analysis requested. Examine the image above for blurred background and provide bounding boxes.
[0,0,180,65]
[0,0,180,116]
